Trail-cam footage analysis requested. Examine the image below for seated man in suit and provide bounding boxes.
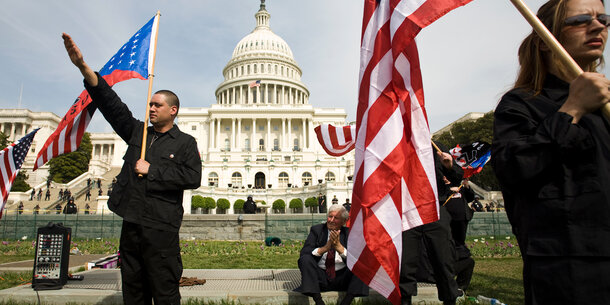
[295,204,368,305]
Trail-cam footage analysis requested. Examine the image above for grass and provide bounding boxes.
[0,237,524,304]
[467,258,523,305]
[0,272,31,290]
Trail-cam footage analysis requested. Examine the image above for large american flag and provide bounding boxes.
[346,0,471,304]
[0,128,40,218]
[33,14,160,170]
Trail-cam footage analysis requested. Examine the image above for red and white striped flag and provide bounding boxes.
[314,124,356,157]
[33,14,160,170]
[0,128,39,218]
[347,0,471,304]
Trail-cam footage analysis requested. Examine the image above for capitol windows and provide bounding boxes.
[325,171,336,182]
[208,172,219,187]
[278,172,289,187]
[254,65,257,73]
[232,172,243,187]
[273,138,279,151]
[302,172,312,186]
[293,139,300,151]
[224,139,230,151]
[244,139,251,152]
[259,139,265,151]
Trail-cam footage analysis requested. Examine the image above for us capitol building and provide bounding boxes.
[1,1,354,214]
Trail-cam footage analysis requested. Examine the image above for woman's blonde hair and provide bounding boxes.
[515,0,605,94]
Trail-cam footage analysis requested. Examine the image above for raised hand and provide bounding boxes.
[61,33,98,86]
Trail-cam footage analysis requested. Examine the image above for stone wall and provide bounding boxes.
[0,212,512,241]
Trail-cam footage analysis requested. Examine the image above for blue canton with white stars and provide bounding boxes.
[12,128,39,169]
[99,16,155,78]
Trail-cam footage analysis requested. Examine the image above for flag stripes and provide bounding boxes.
[314,124,356,157]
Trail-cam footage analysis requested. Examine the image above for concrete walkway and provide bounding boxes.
[0,257,441,305]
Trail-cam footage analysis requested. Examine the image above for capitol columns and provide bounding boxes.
[231,118,236,151]
[267,119,271,152]
[302,118,306,150]
[216,118,221,150]
[251,119,256,152]
[209,117,215,150]
[287,119,292,150]
[308,118,314,150]
[281,118,286,149]
[237,118,242,151]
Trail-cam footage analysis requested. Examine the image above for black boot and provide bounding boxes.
[339,293,355,305]
[312,293,326,305]
[401,296,412,305]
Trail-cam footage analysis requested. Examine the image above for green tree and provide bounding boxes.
[191,195,205,209]
[304,197,318,208]
[234,199,245,210]
[289,198,303,209]
[432,111,499,190]
[48,132,93,183]
[202,197,216,209]
[217,198,230,210]
[272,199,285,211]
[0,131,30,191]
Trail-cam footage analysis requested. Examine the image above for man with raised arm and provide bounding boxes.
[62,33,202,305]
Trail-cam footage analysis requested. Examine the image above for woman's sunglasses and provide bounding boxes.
[564,14,610,27]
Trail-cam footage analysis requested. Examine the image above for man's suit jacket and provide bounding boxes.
[300,223,348,263]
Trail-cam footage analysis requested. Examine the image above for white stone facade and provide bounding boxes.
[2,1,355,213]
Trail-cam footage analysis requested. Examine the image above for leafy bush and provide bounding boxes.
[217,198,230,210]
[304,197,318,208]
[191,195,205,209]
[259,200,267,205]
[289,198,303,209]
[234,199,245,210]
[272,199,285,210]
[202,197,216,209]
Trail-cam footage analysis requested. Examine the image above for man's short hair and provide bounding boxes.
[328,204,349,221]
[155,90,180,114]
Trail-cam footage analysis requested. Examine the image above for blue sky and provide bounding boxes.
[1,0,608,133]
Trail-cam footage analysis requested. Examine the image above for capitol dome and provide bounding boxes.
[215,0,309,106]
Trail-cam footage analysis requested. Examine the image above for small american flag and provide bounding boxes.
[33,14,160,170]
[347,0,471,304]
[0,128,40,218]
[248,80,261,88]
[314,124,356,157]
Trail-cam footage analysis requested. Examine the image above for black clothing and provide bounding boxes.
[296,223,369,297]
[318,195,326,213]
[243,198,257,214]
[85,73,201,305]
[85,74,201,232]
[444,187,475,246]
[63,202,78,214]
[400,149,463,303]
[120,221,182,305]
[492,74,610,304]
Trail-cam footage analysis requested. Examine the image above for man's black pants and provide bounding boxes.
[399,221,459,302]
[120,221,182,305]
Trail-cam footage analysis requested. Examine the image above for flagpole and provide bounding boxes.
[510,0,610,120]
[139,11,161,169]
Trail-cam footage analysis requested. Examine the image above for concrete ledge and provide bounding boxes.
[0,269,443,305]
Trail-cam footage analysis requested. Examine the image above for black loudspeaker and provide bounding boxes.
[32,222,71,290]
